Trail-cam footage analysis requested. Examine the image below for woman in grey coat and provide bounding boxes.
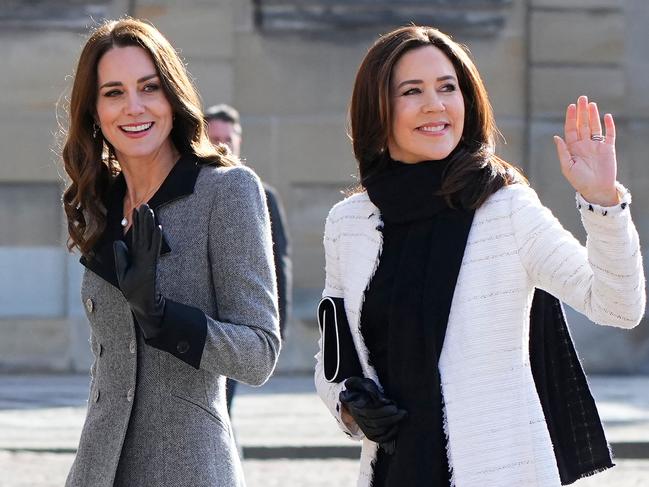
[61,18,281,486]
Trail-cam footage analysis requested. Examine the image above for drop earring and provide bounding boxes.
[93,123,100,139]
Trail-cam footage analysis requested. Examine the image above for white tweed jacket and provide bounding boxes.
[315,182,645,487]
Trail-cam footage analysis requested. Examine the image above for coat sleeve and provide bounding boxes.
[149,166,281,384]
[509,183,645,328]
[314,207,363,440]
[200,166,281,385]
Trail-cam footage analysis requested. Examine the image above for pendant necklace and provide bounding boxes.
[121,179,165,228]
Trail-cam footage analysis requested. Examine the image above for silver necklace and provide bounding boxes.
[121,181,164,227]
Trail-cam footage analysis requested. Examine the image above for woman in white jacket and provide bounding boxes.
[315,25,645,487]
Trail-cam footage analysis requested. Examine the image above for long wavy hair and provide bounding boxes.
[61,18,236,256]
[349,25,527,208]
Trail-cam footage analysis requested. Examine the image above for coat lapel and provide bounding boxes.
[340,197,384,385]
[80,154,201,288]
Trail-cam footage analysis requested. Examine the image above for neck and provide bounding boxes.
[118,141,179,205]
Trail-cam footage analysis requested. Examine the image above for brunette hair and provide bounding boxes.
[61,17,236,256]
[349,25,526,208]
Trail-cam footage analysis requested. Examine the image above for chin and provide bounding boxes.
[405,145,454,162]
[427,146,456,160]
[117,144,159,159]
[420,151,452,161]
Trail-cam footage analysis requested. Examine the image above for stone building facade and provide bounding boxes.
[1,0,647,373]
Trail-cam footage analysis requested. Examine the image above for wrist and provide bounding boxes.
[576,182,631,216]
[131,297,165,337]
[340,404,356,428]
[580,188,620,207]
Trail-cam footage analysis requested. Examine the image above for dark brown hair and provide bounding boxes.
[349,25,526,208]
[61,18,236,256]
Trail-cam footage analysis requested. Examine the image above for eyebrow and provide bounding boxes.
[396,75,456,90]
[99,74,159,90]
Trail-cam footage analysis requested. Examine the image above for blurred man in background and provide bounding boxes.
[205,104,292,415]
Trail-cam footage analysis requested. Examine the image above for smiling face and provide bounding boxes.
[95,45,175,165]
[387,45,465,164]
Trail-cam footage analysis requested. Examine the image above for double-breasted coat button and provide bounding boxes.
[93,389,100,403]
[85,298,94,313]
[176,340,190,354]
[126,388,134,402]
[129,340,136,354]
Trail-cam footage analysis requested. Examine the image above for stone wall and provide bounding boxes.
[0,0,646,374]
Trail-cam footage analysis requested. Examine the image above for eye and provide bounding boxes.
[402,87,421,96]
[440,83,457,93]
[103,89,122,97]
[143,83,160,93]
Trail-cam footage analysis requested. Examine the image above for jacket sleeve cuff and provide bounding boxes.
[576,182,631,216]
[146,299,208,369]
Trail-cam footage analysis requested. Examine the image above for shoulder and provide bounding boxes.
[479,182,540,214]
[195,164,264,200]
[326,191,374,223]
[489,181,536,200]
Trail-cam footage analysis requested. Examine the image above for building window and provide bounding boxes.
[0,0,112,30]
[253,0,512,37]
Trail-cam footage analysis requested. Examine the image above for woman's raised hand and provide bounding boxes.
[113,204,165,339]
[553,95,619,206]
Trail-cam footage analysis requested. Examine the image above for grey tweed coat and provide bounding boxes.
[66,156,281,487]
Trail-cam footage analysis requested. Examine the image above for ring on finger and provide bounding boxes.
[590,134,605,142]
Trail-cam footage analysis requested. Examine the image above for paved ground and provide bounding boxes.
[1,374,648,486]
[1,452,649,487]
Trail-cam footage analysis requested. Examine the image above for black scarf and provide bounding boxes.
[366,157,473,486]
[529,290,613,484]
[364,157,612,485]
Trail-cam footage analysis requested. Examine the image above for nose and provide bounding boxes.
[124,92,145,116]
[422,92,445,113]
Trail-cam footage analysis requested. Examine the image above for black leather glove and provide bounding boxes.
[113,204,165,340]
[339,377,407,454]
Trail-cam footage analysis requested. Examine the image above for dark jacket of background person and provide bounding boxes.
[263,182,291,337]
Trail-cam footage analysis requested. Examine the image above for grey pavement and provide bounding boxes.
[1,374,649,486]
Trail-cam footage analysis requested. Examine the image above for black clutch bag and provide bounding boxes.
[317,296,363,383]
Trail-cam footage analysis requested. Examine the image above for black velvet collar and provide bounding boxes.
[79,153,201,288]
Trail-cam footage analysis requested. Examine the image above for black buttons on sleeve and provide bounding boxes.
[176,340,190,354]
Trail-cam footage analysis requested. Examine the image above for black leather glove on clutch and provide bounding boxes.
[113,204,166,340]
[339,377,407,455]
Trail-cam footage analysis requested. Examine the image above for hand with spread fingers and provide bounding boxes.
[113,204,166,340]
[339,377,407,454]
[553,95,620,207]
